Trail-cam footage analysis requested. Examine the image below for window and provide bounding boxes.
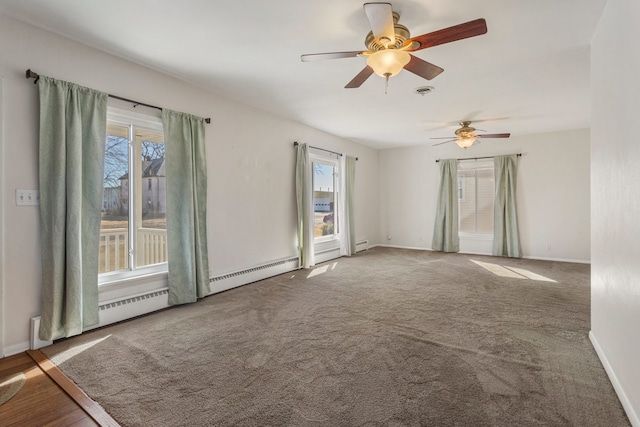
[99,108,168,281]
[458,161,494,235]
[311,154,340,241]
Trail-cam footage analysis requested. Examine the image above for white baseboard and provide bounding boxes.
[371,244,590,264]
[523,255,590,264]
[3,341,30,357]
[589,331,640,426]
[372,244,432,251]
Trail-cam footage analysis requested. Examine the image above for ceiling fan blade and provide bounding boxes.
[405,18,487,52]
[477,133,511,138]
[301,51,365,62]
[432,139,456,147]
[363,2,395,46]
[345,66,374,88]
[403,55,444,80]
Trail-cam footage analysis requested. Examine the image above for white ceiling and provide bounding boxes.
[0,0,607,149]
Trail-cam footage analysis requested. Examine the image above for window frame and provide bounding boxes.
[99,107,168,286]
[309,151,341,244]
[457,160,495,238]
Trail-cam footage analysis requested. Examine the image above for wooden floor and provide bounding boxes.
[0,350,119,426]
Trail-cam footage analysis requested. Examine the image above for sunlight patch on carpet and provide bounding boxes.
[471,260,556,282]
[49,335,113,365]
[307,262,339,279]
[308,265,329,278]
[506,266,556,282]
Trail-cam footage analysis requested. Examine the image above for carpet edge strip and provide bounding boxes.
[26,349,120,427]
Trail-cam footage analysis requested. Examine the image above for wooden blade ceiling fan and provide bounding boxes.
[431,121,511,149]
[301,3,487,91]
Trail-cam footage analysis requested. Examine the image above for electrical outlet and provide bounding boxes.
[16,189,40,206]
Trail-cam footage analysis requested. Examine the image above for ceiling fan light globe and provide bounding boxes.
[366,49,410,78]
[456,136,477,149]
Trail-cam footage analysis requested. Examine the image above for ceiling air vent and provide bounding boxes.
[413,86,435,96]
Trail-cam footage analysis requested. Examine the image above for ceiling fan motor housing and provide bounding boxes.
[365,12,410,51]
[455,121,476,137]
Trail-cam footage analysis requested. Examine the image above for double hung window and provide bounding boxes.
[99,108,168,282]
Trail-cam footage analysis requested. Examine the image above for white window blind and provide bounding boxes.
[458,160,494,235]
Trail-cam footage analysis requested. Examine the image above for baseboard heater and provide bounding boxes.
[30,240,368,350]
[97,289,170,329]
[355,240,369,253]
[209,256,300,294]
[315,240,369,264]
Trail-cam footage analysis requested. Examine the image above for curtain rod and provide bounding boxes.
[293,141,358,161]
[25,69,211,124]
[435,153,521,163]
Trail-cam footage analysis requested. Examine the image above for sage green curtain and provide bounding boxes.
[493,155,522,258]
[432,159,460,252]
[341,155,357,256]
[295,143,314,268]
[163,109,210,304]
[38,76,107,341]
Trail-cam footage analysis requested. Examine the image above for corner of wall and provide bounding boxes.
[589,331,640,426]
[0,76,5,356]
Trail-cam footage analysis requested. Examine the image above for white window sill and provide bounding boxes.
[314,235,340,253]
[98,269,169,304]
[99,269,166,287]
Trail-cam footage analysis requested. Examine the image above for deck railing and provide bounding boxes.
[99,228,167,273]
[138,228,168,266]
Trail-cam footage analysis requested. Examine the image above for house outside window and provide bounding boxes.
[99,107,168,283]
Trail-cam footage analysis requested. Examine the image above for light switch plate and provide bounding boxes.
[16,189,39,206]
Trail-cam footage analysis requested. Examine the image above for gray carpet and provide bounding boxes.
[42,247,629,426]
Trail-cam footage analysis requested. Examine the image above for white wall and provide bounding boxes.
[0,76,5,354]
[0,14,380,355]
[378,128,590,262]
[590,0,640,424]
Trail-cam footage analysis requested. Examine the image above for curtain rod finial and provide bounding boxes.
[25,69,39,83]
